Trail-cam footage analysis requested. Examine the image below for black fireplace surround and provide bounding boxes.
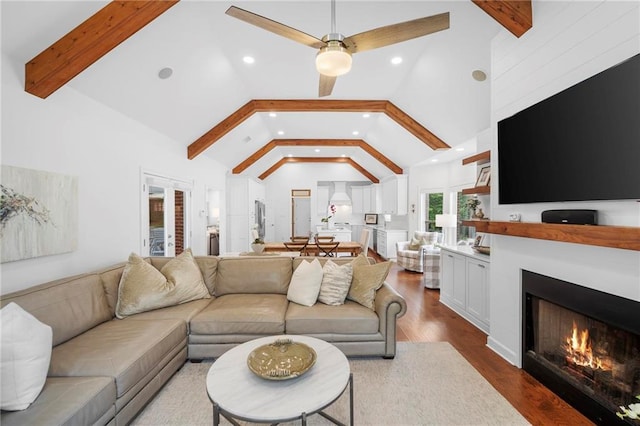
[522,270,640,425]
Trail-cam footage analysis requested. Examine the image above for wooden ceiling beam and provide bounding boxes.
[471,0,532,38]
[188,99,450,159]
[25,1,179,99]
[258,157,379,183]
[232,139,403,174]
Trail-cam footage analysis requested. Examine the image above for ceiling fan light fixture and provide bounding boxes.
[316,41,352,77]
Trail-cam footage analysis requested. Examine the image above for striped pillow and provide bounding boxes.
[317,260,353,305]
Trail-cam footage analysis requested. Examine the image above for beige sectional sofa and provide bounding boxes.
[0,255,406,426]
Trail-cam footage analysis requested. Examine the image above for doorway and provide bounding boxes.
[291,189,311,238]
[141,172,193,257]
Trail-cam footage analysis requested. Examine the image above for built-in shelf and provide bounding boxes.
[461,150,491,195]
[462,220,640,251]
[462,150,490,165]
[462,186,491,195]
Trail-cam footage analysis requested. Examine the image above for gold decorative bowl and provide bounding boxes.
[247,338,317,381]
[472,245,491,255]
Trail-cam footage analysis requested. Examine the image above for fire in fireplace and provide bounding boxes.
[522,270,640,425]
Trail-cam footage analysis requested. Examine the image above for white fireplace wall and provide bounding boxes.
[487,1,640,366]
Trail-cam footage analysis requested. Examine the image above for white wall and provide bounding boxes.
[487,0,640,365]
[264,164,367,242]
[1,53,228,295]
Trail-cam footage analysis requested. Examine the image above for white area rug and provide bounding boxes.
[132,342,530,425]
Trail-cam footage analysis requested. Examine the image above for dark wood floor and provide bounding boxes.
[382,259,593,425]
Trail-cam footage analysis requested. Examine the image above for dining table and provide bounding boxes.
[264,241,362,256]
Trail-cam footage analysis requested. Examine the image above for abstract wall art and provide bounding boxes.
[1,165,78,263]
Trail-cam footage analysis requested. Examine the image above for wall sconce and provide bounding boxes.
[410,204,416,213]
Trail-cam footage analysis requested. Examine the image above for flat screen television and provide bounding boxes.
[498,53,640,204]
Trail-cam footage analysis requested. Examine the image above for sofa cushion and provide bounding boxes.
[116,250,210,318]
[49,319,186,398]
[1,303,52,411]
[287,259,323,306]
[122,299,212,332]
[286,301,379,334]
[0,274,112,347]
[317,260,353,306]
[215,257,292,296]
[348,256,392,310]
[0,376,115,426]
[190,294,288,335]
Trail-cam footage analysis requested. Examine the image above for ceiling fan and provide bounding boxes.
[226,1,450,97]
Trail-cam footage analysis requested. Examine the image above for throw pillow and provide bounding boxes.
[348,258,392,310]
[317,260,354,305]
[1,302,52,411]
[116,249,210,318]
[408,236,422,250]
[287,258,323,307]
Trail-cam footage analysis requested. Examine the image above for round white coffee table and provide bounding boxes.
[206,335,353,425]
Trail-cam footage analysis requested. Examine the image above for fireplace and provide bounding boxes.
[522,270,640,424]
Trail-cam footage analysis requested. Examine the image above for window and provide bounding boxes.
[420,191,443,231]
[456,192,476,243]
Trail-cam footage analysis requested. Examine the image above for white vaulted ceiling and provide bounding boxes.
[1,1,503,181]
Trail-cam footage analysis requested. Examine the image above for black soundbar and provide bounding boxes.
[541,209,597,225]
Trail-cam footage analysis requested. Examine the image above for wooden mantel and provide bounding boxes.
[463,220,640,251]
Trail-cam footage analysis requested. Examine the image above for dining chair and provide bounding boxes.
[290,236,309,243]
[283,241,309,256]
[316,241,340,257]
[359,228,371,256]
[314,235,335,243]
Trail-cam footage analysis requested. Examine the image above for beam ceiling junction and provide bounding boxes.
[259,157,379,183]
[233,139,403,175]
[25,1,179,99]
[187,99,450,160]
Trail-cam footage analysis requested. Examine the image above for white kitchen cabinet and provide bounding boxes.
[375,229,408,260]
[317,185,330,215]
[466,258,490,328]
[316,228,351,242]
[439,246,490,333]
[380,175,408,215]
[351,186,364,215]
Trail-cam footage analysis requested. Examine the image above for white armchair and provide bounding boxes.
[396,231,441,288]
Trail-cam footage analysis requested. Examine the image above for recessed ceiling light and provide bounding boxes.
[472,69,487,81]
[277,130,284,135]
[391,57,403,65]
[269,112,277,118]
[243,56,255,64]
[341,154,346,157]
[158,67,173,79]
[352,131,359,136]
[431,158,439,162]
[456,147,465,152]
[288,154,293,157]
[314,149,320,153]
[362,113,370,118]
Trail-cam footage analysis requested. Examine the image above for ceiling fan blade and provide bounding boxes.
[226,6,325,49]
[343,12,450,53]
[319,74,337,97]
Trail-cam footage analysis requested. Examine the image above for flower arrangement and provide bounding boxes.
[466,197,481,211]
[321,204,337,223]
[617,395,640,421]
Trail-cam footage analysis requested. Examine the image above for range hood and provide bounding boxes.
[329,182,351,206]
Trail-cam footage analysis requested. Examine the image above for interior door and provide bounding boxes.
[142,172,192,257]
[291,191,311,238]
